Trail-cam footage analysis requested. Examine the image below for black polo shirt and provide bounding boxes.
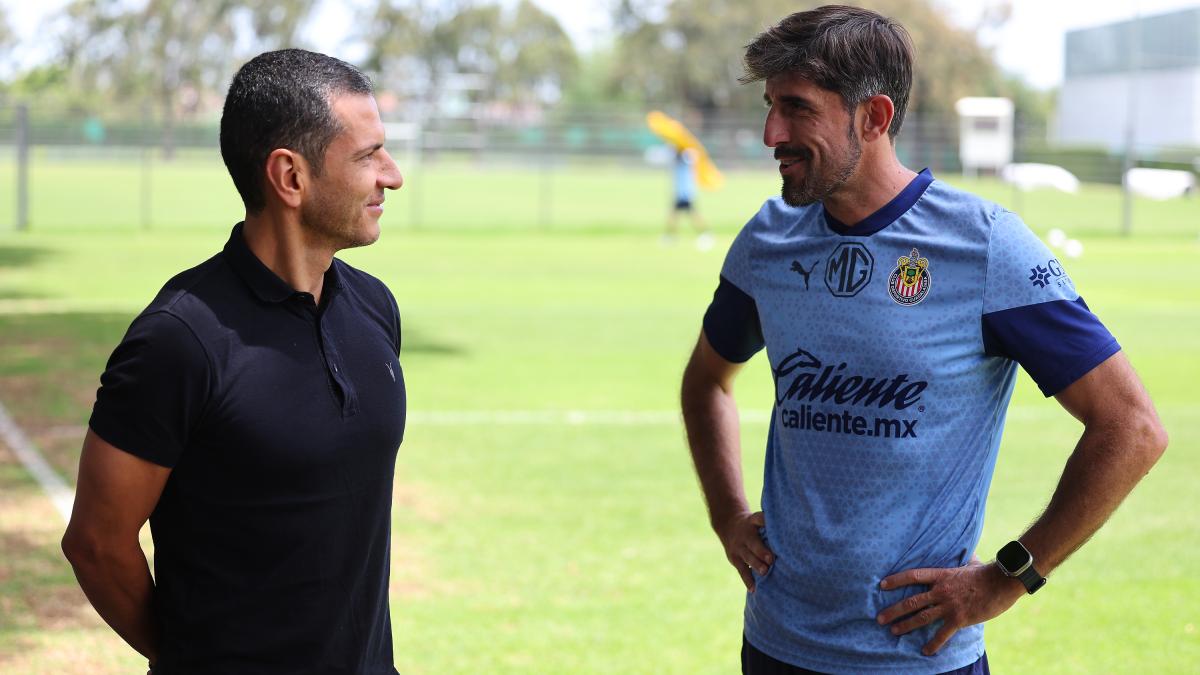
[90,223,405,674]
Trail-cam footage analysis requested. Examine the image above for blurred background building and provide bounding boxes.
[1058,6,1200,154]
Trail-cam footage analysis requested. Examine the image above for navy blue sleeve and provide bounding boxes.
[982,296,1120,397]
[702,275,765,363]
[88,311,213,468]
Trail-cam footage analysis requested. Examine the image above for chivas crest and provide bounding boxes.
[888,248,930,306]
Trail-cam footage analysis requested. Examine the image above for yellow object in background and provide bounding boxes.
[646,111,724,190]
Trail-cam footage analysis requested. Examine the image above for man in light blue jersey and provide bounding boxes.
[680,6,1168,674]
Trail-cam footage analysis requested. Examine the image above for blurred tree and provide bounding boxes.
[608,0,1041,132]
[52,0,317,158]
[0,6,12,58]
[560,47,643,112]
[0,6,14,89]
[609,0,809,122]
[365,0,493,106]
[363,0,576,109]
[496,0,577,104]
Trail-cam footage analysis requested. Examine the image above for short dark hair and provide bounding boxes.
[741,5,914,138]
[220,49,374,213]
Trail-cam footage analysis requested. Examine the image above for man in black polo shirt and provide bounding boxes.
[61,50,406,673]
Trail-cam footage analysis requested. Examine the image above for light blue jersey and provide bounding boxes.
[703,170,1118,673]
[674,151,697,203]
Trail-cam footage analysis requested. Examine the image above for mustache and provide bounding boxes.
[774,147,811,161]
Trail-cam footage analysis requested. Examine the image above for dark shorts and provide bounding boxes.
[742,635,990,675]
[674,198,693,211]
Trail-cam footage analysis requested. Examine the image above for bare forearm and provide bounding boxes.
[66,544,159,661]
[682,375,750,529]
[1018,416,1166,575]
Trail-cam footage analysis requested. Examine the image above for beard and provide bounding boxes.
[780,123,862,207]
[300,182,379,250]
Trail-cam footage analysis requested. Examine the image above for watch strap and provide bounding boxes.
[1016,563,1047,594]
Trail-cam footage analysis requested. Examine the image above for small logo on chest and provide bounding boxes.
[824,242,874,297]
[789,259,819,290]
[888,248,931,306]
[385,362,396,382]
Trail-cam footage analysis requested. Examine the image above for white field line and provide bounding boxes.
[407,410,771,425]
[0,403,1063,521]
[0,400,73,522]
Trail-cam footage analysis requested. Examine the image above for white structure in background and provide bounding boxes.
[1001,163,1081,193]
[955,97,1013,177]
[1058,7,1200,151]
[1124,167,1197,200]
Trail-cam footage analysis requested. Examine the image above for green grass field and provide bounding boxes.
[0,157,1197,673]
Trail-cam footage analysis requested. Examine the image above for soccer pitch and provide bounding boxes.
[0,159,1197,672]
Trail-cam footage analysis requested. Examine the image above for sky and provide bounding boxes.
[4,0,1199,90]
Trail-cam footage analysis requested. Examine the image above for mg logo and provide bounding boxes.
[824,242,874,297]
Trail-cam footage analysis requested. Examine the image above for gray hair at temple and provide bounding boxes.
[741,5,915,139]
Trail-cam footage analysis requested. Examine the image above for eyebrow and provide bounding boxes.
[765,94,815,109]
[355,142,385,158]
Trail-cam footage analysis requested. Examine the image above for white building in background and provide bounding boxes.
[955,97,1013,176]
[1057,7,1200,153]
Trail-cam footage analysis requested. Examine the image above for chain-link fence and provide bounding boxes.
[1,100,1196,233]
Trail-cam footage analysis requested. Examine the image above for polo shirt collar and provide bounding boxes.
[224,223,345,306]
[224,223,296,304]
[823,168,934,237]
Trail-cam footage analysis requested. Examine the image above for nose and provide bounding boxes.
[763,106,789,148]
[378,148,403,190]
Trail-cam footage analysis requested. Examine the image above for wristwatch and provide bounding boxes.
[996,540,1047,594]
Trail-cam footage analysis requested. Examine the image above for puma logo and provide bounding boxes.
[790,260,818,290]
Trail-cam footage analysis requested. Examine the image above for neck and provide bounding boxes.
[242,210,335,305]
[822,150,918,227]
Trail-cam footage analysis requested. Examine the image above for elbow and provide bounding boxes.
[1145,418,1169,465]
[61,524,107,572]
[1131,409,1168,471]
[61,526,88,567]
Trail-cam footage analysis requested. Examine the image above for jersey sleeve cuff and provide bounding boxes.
[702,276,765,363]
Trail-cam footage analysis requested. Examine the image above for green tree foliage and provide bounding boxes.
[51,0,317,157]
[608,0,1044,129]
[363,0,577,105]
[0,6,12,58]
[499,1,578,103]
[609,0,802,115]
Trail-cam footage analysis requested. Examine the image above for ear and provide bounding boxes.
[263,148,308,210]
[859,94,896,143]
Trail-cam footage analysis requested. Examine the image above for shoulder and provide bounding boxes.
[919,180,1010,229]
[134,252,232,339]
[737,196,819,242]
[333,258,397,306]
[331,258,401,348]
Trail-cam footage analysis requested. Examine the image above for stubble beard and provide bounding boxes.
[300,185,378,251]
[781,123,863,207]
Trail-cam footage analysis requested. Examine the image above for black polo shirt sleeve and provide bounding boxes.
[89,311,212,468]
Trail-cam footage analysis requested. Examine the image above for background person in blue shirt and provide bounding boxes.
[680,6,1168,674]
[664,147,714,250]
[62,50,406,673]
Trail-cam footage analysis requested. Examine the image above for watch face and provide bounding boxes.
[998,541,1032,573]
